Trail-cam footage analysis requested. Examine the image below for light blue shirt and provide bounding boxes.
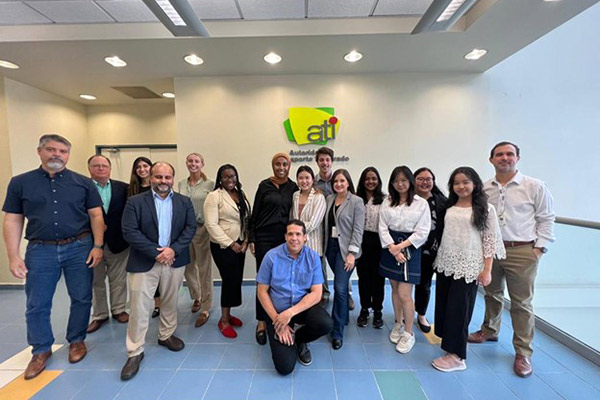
[93,179,111,214]
[256,243,323,313]
[153,190,173,247]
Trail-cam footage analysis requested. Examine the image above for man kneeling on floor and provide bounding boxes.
[256,219,333,375]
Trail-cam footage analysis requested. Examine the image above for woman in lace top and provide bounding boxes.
[378,166,431,354]
[355,167,386,329]
[432,166,505,373]
[290,165,326,255]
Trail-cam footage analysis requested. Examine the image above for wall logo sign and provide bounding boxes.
[284,107,339,146]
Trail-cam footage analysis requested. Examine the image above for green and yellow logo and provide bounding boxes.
[284,107,340,146]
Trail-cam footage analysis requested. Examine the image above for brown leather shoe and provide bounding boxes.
[87,317,109,333]
[514,354,533,378]
[467,330,499,343]
[24,351,52,380]
[194,312,210,328]
[158,335,185,352]
[68,342,87,363]
[112,312,129,323]
[191,300,201,313]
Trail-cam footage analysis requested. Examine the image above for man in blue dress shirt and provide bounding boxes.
[257,219,333,375]
[2,134,105,380]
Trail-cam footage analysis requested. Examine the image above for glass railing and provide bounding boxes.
[532,217,600,362]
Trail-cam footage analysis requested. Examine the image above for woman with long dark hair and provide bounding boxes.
[355,167,386,328]
[378,166,431,354]
[413,167,448,333]
[324,169,365,350]
[432,166,505,371]
[204,164,250,338]
[249,153,298,345]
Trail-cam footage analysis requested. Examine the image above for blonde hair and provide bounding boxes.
[186,152,207,181]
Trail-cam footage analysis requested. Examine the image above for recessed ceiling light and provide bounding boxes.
[464,49,487,60]
[162,92,175,98]
[264,52,282,65]
[104,56,127,68]
[344,50,363,63]
[80,94,97,100]
[184,54,204,66]
[0,59,19,69]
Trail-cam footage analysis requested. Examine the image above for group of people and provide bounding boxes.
[2,135,555,381]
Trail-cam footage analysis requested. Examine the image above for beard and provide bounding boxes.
[152,183,172,194]
[46,159,65,171]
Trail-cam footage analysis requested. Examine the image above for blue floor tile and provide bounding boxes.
[331,343,370,370]
[248,370,293,400]
[416,370,474,400]
[495,372,564,400]
[455,371,518,400]
[363,343,411,370]
[218,343,260,369]
[71,371,127,400]
[180,344,226,369]
[203,370,253,400]
[334,370,382,400]
[32,371,88,400]
[142,343,193,369]
[292,369,336,400]
[537,372,600,399]
[157,369,213,400]
[114,369,176,400]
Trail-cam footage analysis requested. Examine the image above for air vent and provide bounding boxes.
[111,86,162,99]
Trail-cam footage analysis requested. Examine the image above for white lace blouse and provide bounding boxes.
[434,204,506,283]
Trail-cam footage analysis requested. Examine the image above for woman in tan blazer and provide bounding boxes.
[204,164,251,339]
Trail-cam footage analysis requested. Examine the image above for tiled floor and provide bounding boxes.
[0,281,599,400]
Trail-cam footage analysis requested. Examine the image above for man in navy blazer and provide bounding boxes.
[120,162,196,380]
[86,155,131,334]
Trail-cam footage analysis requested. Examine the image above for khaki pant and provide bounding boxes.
[126,262,185,357]
[91,247,129,320]
[184,225,213,313]
[482,244,539,356]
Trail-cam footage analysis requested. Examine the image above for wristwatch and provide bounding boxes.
[93,244,104,249]
[535,247,548,254]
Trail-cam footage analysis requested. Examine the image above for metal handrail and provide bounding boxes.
[555,217,600,230]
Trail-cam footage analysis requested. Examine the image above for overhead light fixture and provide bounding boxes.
[412,0,479,34]
[344,50,363,63]
[141,0,210,37]
[162,92,175,98]
[0,59,20,69]
[184,54,204,66]
[80,94,97,100]
[264,52,282,65]
[104,56,127,68]
[464,49,487,60]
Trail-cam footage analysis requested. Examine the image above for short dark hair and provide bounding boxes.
[87,154,111,166]
[287,219,307,235]
[151,161,175,176]
[490,141,520,158]
[315,147,334,161]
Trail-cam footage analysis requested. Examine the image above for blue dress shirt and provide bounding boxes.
[256,243,324,313]
[153,190,173,247]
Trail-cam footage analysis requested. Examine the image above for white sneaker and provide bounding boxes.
[389,322,405,344]
[395,332,415,354]
[432,353,467,372]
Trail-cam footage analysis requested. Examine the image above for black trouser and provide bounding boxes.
[434,272,478,360]
[210,241,245,308]
[355,231,384,312]
[255,227,286,321]
[266,304,333,375]
[415,252,435,316]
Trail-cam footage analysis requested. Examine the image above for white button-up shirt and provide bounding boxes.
[484,171,555,249]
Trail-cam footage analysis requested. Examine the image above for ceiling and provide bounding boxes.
[0,0,598,105]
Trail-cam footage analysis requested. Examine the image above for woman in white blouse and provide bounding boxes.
[290,165,326,256]
[432,167,505,372]
[379,166,431,354]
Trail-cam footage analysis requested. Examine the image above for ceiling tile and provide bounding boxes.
[0,3,52,24]
[373,0,433,16]
[308,0,376,18]
[238,0,304,20]
[189,0,240,20]
[95,0,157,22]
[25,1,115,23]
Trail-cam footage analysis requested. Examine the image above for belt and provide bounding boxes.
[30,231,91,246]
[503,240,534,248]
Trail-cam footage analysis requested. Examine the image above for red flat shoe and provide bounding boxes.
[218,320,237,339]
[229,316,243,327]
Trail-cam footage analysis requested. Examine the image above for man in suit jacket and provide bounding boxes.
[120,162,196,381]
[86,155,131,333]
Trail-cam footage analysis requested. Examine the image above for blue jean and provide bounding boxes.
[24,235,93,354]
[326,238,352,340]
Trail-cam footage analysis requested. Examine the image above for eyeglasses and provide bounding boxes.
[416,177,433,183]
